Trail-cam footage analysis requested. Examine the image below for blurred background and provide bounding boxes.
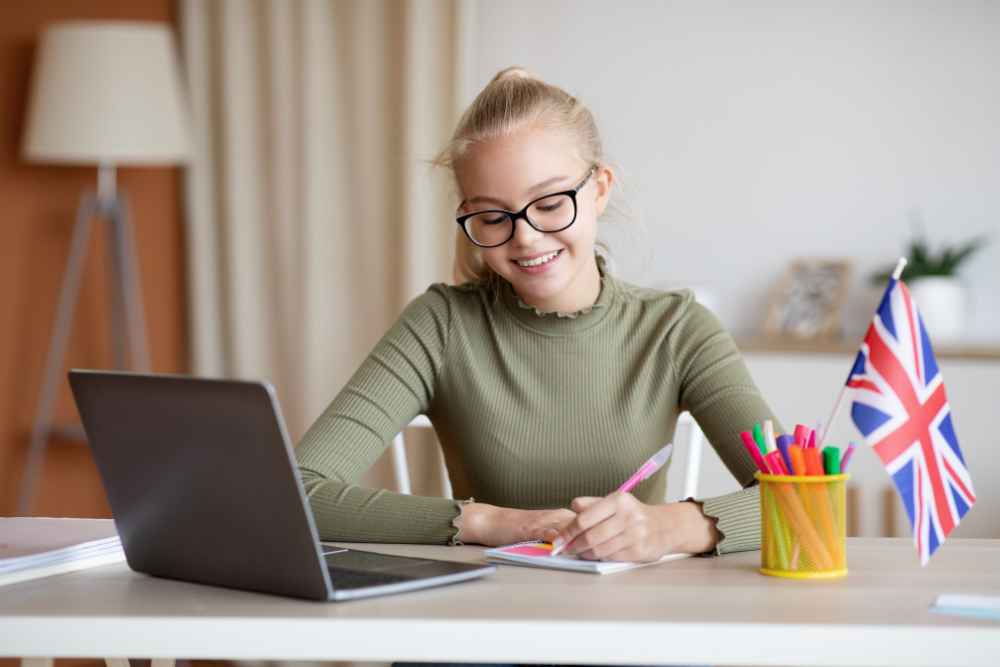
[2,0,997,554]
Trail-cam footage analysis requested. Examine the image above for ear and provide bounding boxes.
[593,164,615,217]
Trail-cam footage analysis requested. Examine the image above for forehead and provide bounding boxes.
[455,126,585,208]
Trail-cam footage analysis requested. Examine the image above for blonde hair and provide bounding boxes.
[432,66,610,286]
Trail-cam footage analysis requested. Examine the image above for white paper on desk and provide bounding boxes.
[0,517,124,585]
[930,594,1000,620]
[483,540,689,574]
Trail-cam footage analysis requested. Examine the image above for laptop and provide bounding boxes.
[68,369,495,601]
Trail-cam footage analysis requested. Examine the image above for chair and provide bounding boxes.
[389,412,706,501]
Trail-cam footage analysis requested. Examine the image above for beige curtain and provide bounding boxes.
[178,0,472,493]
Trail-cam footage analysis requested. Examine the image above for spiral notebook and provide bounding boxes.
[484,540,689,574]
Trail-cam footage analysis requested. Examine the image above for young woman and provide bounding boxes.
[296,67,780,563]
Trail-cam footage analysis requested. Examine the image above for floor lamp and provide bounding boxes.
[18,21,190,514]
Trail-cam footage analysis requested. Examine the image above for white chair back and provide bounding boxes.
[390,412,705,502]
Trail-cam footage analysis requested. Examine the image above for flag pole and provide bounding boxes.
[818,257,908,447]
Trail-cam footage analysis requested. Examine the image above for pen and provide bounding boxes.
[840,442,857,471]
[550,442,673,557]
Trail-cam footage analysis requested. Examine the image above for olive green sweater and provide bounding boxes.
[296,258,778,555]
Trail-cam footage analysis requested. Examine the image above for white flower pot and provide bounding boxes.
[908,277,967,344]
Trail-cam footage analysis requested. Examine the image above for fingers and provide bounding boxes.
[576,532,630,561]
[568,513,626,559]
[570,496,602,513]
[552,493,630,556]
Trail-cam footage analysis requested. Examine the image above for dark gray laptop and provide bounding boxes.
[68,369,494,601]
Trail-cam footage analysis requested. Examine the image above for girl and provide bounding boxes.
[296,66,780,564]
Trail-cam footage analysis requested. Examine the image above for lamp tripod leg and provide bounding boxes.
[109,197,150,373]
[18,195,99,515]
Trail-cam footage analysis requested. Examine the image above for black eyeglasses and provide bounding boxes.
[455,165,597,248]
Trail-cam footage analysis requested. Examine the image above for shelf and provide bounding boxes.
[735,337,1000,361]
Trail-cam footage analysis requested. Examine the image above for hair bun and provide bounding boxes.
[490,66,539,84]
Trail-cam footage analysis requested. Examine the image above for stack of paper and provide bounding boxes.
[0,517,125,586]
[484,540,689,574]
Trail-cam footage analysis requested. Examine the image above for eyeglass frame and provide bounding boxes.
[454,165,598,248]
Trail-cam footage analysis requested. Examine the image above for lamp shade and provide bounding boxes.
[22,21,190,166]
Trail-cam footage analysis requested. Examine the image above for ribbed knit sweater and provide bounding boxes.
[296,257,779,555]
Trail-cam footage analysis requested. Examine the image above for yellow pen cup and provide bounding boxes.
[756,472,849,580]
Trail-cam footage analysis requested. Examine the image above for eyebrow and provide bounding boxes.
[463,174,569,209]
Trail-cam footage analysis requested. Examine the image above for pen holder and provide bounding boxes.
[756,472,849,579]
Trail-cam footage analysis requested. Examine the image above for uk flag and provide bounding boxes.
[846,276,976,565]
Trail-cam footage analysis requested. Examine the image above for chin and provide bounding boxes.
[510,274,569,301]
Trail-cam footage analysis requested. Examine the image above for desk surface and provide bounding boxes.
[1,531,999,666]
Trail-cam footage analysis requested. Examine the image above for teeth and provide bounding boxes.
[516,250,560,267]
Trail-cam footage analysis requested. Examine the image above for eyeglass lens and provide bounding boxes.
[464,193,575,247]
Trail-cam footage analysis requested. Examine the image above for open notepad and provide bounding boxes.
[484,540,690,574]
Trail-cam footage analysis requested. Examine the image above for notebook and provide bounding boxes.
[0,517,125,587]
[484,540,690,574]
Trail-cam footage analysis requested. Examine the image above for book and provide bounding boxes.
[0,517,125,586]
[483,540,689,574]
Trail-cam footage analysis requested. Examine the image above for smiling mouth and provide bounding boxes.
[513,249,563,268]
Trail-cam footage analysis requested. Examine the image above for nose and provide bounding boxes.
[510,213,544,247]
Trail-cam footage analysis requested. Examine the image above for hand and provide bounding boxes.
[552,493,720,561]
[457,502,576,547]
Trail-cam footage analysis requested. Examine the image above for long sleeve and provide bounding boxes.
[671,300,782,555]
[295,284,468,544]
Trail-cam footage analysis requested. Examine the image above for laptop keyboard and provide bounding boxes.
[323,548,439,589]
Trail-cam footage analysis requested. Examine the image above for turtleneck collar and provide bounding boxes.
[499,253,616,335]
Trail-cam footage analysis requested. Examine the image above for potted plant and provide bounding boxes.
[871,234,988,343]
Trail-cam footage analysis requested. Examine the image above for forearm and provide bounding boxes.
[455,501,576,547]
[301,468,467,544]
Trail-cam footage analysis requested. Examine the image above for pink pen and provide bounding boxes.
[550,443,673,556]
[840,442,857,471]
[616,443,675,494]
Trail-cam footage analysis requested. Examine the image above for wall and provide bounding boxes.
[469,1,999,343]
[0,1,187,519]
[472,1,1000,540]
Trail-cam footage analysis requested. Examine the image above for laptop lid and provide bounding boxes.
[69,370,334,600]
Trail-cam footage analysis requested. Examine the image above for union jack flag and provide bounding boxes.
[846,276,976,565]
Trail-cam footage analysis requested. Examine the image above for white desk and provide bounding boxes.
[1,531,999,666]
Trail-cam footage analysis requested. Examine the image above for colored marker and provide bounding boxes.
[793,424,809,446]
[822,446,841,475]
[764,450,789,475]
[740,431,768,472]
[841,442,857,472]
[763,420,777,453]
[775,434,794,476]
[752,422,768,455]
[803,448,824,476]
[806,428,817,449]
[788,445,807,476]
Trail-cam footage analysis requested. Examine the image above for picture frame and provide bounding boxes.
[763,259,851,341]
